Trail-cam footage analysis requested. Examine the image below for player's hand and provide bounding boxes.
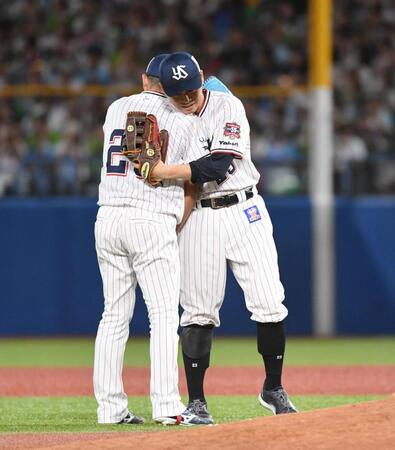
[132,159,166,183]
[150,160,166,182]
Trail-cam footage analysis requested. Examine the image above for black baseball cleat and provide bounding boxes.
[185,399,214,424]
[259,387,298,415]
[118,411,145,424]
[155,410,213,426]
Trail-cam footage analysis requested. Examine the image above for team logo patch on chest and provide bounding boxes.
[244,205,261,223]
[223,122,241,139]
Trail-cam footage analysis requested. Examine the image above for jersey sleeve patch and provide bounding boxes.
[244,205,261,223]
[223,122,241,139]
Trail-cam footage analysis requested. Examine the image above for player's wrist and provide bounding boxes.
[152,161,166,180]
[162,164,192,181]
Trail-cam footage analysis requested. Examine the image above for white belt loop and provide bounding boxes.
[237,190,247,203]
[235,188,253,203]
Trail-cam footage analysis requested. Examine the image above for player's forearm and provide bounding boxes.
[177,182,202,233]
[157,163,192,181]
[176,195,194,233]
[153,153,234,183]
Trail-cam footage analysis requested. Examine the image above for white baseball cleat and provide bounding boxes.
[155,410,213,426]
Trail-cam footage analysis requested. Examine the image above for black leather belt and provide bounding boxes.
[199,188,254,209]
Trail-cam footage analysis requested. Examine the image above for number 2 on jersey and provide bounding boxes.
[106,129,129,176]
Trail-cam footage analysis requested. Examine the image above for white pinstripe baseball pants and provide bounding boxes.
[93,206,184,422]
[179,194,288,327]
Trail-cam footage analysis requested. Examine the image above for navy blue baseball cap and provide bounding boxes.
[145,53,170,77]
[159,52,202,97]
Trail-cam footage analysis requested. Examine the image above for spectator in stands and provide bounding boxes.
[334,126,369,194]
[23,121,55,196]
[261,132,303,195]
[55,131,90,195]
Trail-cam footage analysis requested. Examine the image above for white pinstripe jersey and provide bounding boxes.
[98,91,193,222]
[186,90,260,198]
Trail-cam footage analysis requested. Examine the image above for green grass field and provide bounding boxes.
[0,337,393,433]
[1,337,394,367]
[0,395,383,433]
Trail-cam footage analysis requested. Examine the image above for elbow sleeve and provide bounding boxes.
[190,154,234,184]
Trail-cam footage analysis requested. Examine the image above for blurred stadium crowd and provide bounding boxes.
[0,0,394,196]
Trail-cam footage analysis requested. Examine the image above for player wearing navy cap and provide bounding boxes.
[152,52,297,422]
[145,53,169,77]
[93,54,212,427]
[159,53,202,97]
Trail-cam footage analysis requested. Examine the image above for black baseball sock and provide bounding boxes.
[182,324,213,404]
[182,352,210,403]
[257,320,286,391]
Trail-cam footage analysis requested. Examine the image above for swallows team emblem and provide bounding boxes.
[172,65,188,80]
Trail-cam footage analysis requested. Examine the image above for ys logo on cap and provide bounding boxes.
[172,65,188,80]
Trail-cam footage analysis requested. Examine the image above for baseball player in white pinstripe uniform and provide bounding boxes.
[151,52,297,422]
[93,54,211,426]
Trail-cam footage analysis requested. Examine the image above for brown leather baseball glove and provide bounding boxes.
[121,111,168,185]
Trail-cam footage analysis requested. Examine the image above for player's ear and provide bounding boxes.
[142,73,149,90]
[158,82,165,96]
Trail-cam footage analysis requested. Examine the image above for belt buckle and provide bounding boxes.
[210,197,221,209]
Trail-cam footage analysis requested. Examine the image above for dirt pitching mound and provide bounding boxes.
[1,397,394,450]
[1,366,395,396]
